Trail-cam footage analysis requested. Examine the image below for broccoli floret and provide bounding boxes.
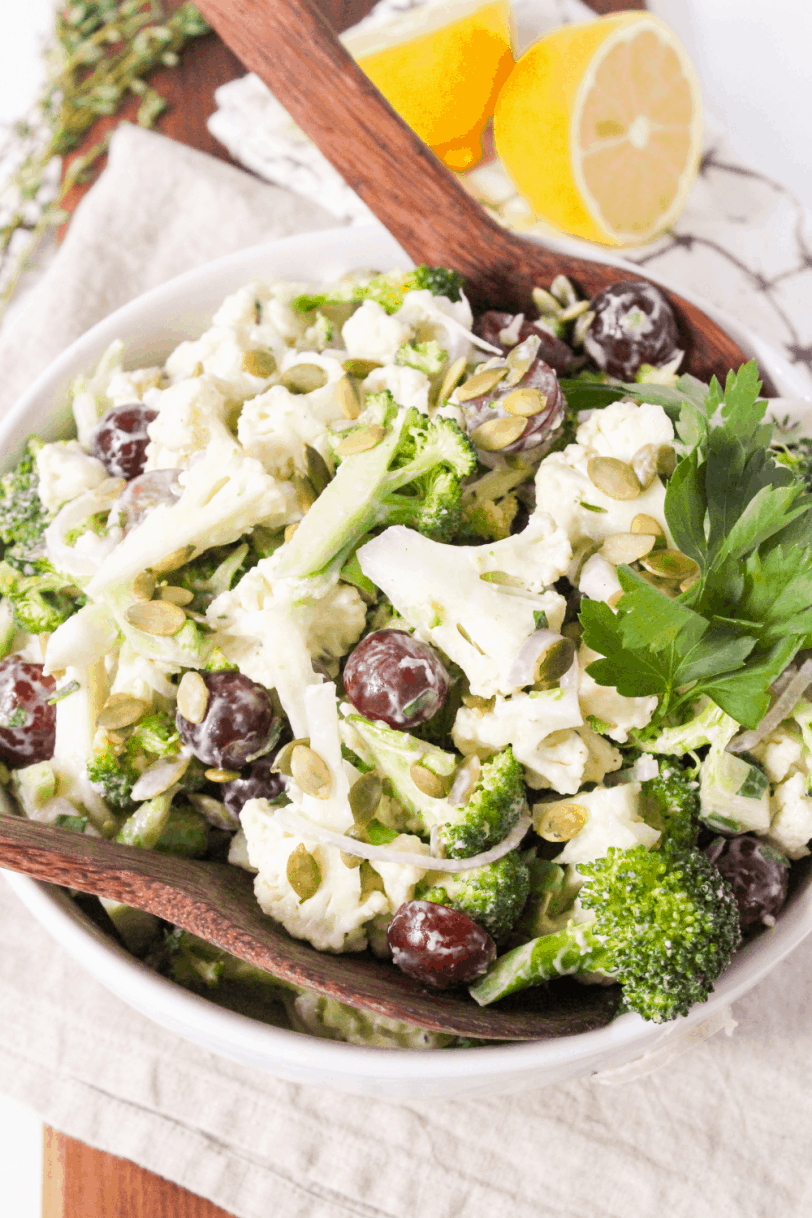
[291,265,464,315]
[0,438,49,572]
[346,713,526,858]
[774,437,812,491]
[0,559,83,633]
[640,762,701,847]
[470,842,741,1023]
[172,542,253,611]
[458,467,531,542]
[87,708,202,812]
[417,849,530,941]
[274,394,475,581]
[154,806,209,858]
[395,341,448,375]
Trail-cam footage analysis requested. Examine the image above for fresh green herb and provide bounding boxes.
[580,362,812,729]
[2,707,28,729]
[48,680,81,704]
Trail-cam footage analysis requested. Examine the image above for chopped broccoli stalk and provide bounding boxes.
[417,849,530,941]
[87,708,202,812]
[471,842,741,1023]
[11,761,57,815]
[172,542,252,611]
[117,789,175,850]
[699,749,770,833]
[291,265,464,315]
[274,394,475,580]
[395,341,448,375]
[347,713,526,858]
[0,438,48,571]
[458,467,530,542]
[0,559,82,633]
[152,928,295,996]
[640,762,701,847]
[154,807,210,858]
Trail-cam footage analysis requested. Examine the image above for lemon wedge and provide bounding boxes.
[493,12,703,245]
[344,0,514,172]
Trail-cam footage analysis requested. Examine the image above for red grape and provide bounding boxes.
[708,834,790,929]
[473,311,576,375]
[176,671,278,770]
[117,469,181,532]
[0,656,56,766]
[343,630,449,729]
[461,356,565,456]
[584,281,680,380]
[90,404,158,481]
[387,900,496,989]
[221,750,289,817]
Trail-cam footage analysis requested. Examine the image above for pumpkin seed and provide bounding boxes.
[448,755,481,807]
[531,287,561,317]
[124,600,187,636]
[177,671,209,724]
[630,443,660,489]
[558,299,591,322]
[204,768,241,783]
[534,637,576,689]
[96,693,151,730]
[479,569,523,587]
[637,570,678,597]
[341,851,362,869]
[188,792,239,831]
[550,274,578,307]
[461,693,495,713]
[455,365,507,401]
[287,843,322,901]
[600,532,657,565]
[272,738,310,777]
[292,473,317,513]
[572,309,595,348]
[343,358,381,379]
[281,363,328,394]
[641,549,700,581]
[304,444,331,495]
[97,477,127,502]
[457,623,486,654]
[336,425,384,456]
[349,772,382,825]
[130,754,190,802]
[657,445,677,477]
[409,763,448,799]
[242,349,277,378]
[191,362,204,377]
[470,416,527,451]
[535,802,587,842]
[630,513,665,538]
[360,859,385,897]
[130,571,156,602]
[607,590,624,609]
[438,355,467,402]
[291,745,332,799]
[504,335,540,385]
[157,585,194,606]
[284,523,299,543]
[337,375,361,420]
[502,387,547,417]
[587,457,641,500]
[680,571,701,593]
[150,544,196,574]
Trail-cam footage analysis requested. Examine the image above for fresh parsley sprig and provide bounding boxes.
[580,362,812,729]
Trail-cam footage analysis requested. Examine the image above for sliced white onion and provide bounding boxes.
[506,629,562,689]
[44,479,125,578]
[272,806,531,872]
[727,657,812,753]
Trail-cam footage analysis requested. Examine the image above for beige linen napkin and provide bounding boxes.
[1,123,812,1218]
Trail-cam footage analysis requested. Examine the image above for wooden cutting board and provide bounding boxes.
[46,1,644,1215]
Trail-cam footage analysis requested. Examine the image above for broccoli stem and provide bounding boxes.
[117,790,175,851]
[469,922,608,1005]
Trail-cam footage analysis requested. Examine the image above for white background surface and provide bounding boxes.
[0,1093,43,1217]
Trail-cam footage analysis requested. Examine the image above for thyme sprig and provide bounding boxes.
[0,1,210,319]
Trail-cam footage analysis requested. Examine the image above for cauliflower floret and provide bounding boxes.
[237,352,347,479]
[763,773,812,860]
[578,553,623,605]
[578,644,658,742]
[36,440,107,514]
[228,827,257,872]
[357,526,569,698]
[71,340,125,447]
[88,440,297,596]
[534,400,675,553]
[50,660,113,831]
[751,725,807,784]
[369,833,433,912]
[552,783,661,866]
[241,801,389,952]
[342,299,412,363]
[467,511,572,595]
[145,375,237,470]
[106,365,162,405]
[209,560,365,737]
[43,603,118,675]
[395,288,476,365]
[453,683,583,786]
[110,639,178,702]
[364,364,431,414]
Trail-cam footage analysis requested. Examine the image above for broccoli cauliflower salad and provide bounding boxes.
[2,263,812,1049]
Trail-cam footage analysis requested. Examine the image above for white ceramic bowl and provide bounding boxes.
[3,223,811,1100]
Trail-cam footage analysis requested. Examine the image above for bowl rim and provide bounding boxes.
[2,220,811,1082]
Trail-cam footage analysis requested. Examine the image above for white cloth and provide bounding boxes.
[1,121,812,1218]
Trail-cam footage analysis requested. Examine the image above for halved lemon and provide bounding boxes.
[493,12,703,245]
[343,0,515,172]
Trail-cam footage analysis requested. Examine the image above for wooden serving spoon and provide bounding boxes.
[0,814,619,1039]
[193,0,752,382]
